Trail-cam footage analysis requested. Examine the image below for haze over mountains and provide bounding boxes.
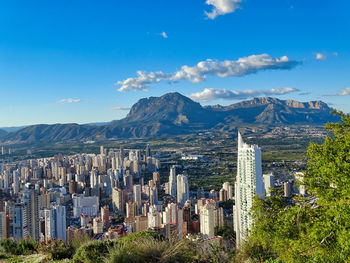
[0,92,338,144]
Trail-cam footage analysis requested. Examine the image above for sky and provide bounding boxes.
[0,0,349,126]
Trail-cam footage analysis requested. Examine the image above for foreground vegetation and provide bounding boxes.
[0,231,235,263]
[239,112,350,262]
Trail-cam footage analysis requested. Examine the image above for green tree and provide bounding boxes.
[239,112,350,263]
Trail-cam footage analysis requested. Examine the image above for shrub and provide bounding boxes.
[0,238,37,255]
[69,232,93,252]
[107,236,215,263]
[108,237,166,263]
[38,239,74,260]
[73,240,113,263]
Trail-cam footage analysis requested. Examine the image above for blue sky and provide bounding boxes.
[0,0,349,126]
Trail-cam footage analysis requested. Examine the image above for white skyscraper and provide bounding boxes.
[169,166,177,197]
[234,132,264,248]
[176,174,189,206]
[90,168,98,189]
[200,202,215,239]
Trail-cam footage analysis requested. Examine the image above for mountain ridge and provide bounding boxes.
[0,92,339,144]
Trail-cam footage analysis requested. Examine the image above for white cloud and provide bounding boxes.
[334,87,350,96]
[205,0,242,19]
[117,71,172,92]
[110,106,131,111]
[59,98,81,103]
[316,53,327,60]
[116,54,300,92]
[188,87,299,102]
[160,32,168,39]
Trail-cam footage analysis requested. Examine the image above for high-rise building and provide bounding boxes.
[123,172,133,190]
[196,198,206,215]
[153,172,160,188]
[101,206,110,229]
[219,188,228,202]
[145,144,152,158]
[263,173,275,196]
[69,181,78,195]
[222,182,233,200]
[4,170,10,190]
[133,184,142,209]
[55,206,66,242]
[126,201,137,218]
[44,205,66,242]
[234,132,264,248]
[28,189,40,241]
[176,174,189,206]
[44,209,55,241]
[150,186,158,205]
[200,202,215,239]
[147,205,161,228]
[182,206,191,233]
[100,145,105,155]
[119,147,124,167]
[12,203,28,241]
[90,168,99,189]
[72,195,99,217]
[12,170,20,194]
[112,188,124,215]
[214,206,224,229]
[169,166,177,197]
[0,212,8,239]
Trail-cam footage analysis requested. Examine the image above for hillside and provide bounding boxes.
[0,124,104,144]
[0,129,7,137]
[0,92,339,144]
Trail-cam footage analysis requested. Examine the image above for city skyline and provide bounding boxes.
[0,0,349,126]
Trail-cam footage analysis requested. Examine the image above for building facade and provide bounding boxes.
[234,132,264,248]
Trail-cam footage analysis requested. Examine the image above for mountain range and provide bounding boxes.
[0,92,338,144]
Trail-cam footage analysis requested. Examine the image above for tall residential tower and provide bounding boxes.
[234,132,264,248]
[176,174,189,206]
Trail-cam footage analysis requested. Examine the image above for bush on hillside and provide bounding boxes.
[69,232,93,251]
[0,238,36,255]
[73,240,113,263]
[38,239,74,260]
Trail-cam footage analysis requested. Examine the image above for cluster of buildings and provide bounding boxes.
[0,144,159,242]
[0,134,306,247]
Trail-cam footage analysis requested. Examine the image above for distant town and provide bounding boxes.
[0,132,307,247]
